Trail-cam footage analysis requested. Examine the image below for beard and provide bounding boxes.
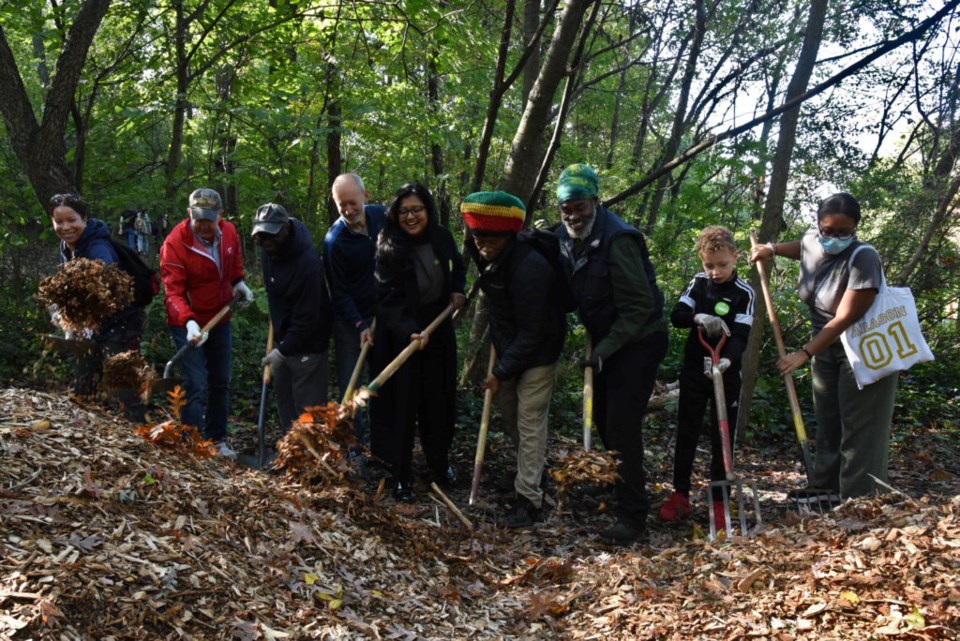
[562,206,597,240]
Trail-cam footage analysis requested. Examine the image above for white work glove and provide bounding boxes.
[694,313,730,338]
[186,320,209,346]
[233,280,254,308]
[703,357,732,378]
[48,304,62,329]
[262,348,285,369]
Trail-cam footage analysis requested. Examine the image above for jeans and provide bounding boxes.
[137,233,150,255]
[333,317,370,445]
[171,322,232,442]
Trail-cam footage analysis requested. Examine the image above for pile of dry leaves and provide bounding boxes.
[36,258,133,333]
[1,388,957,640]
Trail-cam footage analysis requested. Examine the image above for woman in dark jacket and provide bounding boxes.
[49,193,143,406]
[370,183,466,502]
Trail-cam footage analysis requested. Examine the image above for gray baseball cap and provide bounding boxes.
[251,203,290,236]
[188,188,223,221]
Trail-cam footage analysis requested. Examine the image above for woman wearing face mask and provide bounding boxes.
[750,192,898,501]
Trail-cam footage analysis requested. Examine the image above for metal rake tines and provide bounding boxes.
[707,478,762,540]
[789,488,840,515]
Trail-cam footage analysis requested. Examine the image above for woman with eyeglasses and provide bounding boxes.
[750,192,898,501]
[369,182,466,502]
[48,193,144,410]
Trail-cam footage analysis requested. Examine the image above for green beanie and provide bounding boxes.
[556,163,599,203]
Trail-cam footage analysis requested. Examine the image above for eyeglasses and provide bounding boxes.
[817,223,855,241]
[50,193,82,207]
[397,205,426,219]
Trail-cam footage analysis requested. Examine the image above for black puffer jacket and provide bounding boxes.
[262,219,332,356]
[474,236,566,380]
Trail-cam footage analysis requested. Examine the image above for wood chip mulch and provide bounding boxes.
[1,388,958,640]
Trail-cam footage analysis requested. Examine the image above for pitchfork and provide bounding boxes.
[698,328,762,539]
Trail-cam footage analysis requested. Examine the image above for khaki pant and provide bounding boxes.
[811,341,899,499]
[499,363,558,509]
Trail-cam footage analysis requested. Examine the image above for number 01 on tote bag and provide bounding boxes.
[840,246,934,389]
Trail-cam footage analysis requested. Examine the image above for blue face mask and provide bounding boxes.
[818,234,855,255]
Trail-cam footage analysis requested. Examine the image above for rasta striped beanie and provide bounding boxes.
[460,191,526,235]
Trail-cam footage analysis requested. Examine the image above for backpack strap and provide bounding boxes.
[847,243,886,291]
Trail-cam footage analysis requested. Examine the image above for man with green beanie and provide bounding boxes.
[554,163,669,545]
[461,191,568,528]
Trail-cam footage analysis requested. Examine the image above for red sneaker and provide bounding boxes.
[712,500,728,535]
[658,492,692,522]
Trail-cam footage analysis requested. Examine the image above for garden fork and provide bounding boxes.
[698,328,762,539]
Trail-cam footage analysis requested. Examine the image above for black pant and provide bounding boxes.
[75,309,145,420]
[672,363,741,500]
[594,331,668,527]
[370,301,457,483]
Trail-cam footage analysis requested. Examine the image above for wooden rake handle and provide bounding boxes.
[366,303,455,394]
[750,232,814,476]
[583,336,594,451]
[468,345,497,506]
[262,321,275,385]
[342,319,376,403]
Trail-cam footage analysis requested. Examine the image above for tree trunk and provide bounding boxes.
[0,0,111,204]
[899,124,960,283]
[428,53,450,228]
[643,0,706,230]
[326,96,343,227]
[737,0,828,438]
[522,0,541,104]
[605,9,638,170]
[501,0,592,202]
[163,0,188,204]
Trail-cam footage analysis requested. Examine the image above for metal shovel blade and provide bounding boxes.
[708,478,762,540]
[236,449,277,470]
[151,376,184,397]
[41,333,95,354]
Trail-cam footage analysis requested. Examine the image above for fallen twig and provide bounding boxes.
[430,482,473,531]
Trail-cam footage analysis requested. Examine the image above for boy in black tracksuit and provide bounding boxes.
[658,226,754,531]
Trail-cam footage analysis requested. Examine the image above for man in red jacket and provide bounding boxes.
[160,188,254,456]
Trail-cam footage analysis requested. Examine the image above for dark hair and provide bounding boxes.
[48,193,89,219]
[817,192,861,223]
[385,182,438,228]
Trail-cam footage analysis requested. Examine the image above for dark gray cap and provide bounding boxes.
[251,203,289,236]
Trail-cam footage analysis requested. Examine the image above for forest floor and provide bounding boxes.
[1,386,958,640]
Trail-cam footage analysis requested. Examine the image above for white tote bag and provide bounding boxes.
[840,245,934,389]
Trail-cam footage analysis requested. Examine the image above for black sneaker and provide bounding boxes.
[496,496,542,528]
[600,520,646,546]
[393,479,415,504]
[433,466,457,490]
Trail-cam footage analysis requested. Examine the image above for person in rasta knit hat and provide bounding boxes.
[462,191,568,528]
[554,163,669,546]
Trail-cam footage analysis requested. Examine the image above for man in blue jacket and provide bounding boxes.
[323,174,386,449]
[253,203,332,433]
